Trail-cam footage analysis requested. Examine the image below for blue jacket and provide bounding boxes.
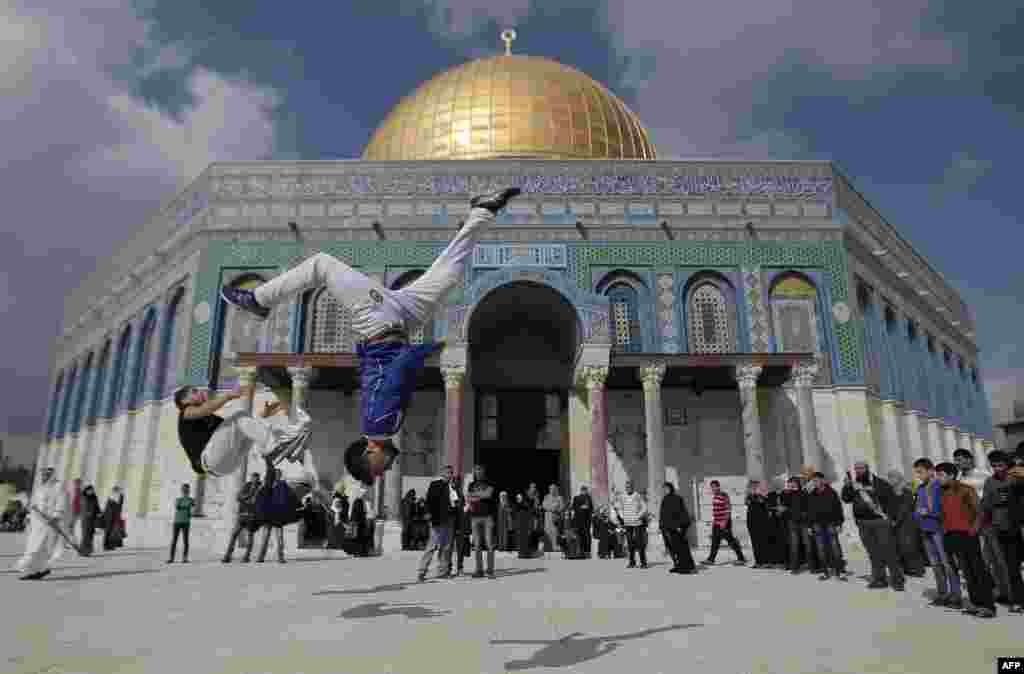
[912,480,943,533]
[357,340,441,439]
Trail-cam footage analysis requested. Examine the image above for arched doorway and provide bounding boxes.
[468,281,579,498]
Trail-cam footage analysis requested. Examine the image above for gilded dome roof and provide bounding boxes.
[362,54,656,161]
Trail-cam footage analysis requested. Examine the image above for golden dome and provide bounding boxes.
[362,54,656,161]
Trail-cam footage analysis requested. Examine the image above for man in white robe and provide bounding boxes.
[16,467,70,580]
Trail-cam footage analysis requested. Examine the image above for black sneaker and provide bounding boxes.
[470,187,522,213]
[221,286,270,320]
[867,580,888,589]
[974,607,996,619]
[818,572,831,581]
[928,596,948,607]
[1009,605,1024,614]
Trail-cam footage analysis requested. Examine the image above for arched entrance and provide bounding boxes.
[468,281,580,498]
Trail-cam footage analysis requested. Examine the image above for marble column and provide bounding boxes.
[790,362,825,472]
[902,410,926,469]
[879,401,906,475]
[943,424,958,458]
[383,430,403,522]
[958,431,972,453]
[223,367,258,525]
[641,363,667,521]
[442,365,466,478]
[582,366,610,506]
[286,366,313,415]
[735,364,766,481]
[925,419,945,462]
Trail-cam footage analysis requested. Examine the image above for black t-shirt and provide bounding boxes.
[466,480,496,518]
[178,412,223,474]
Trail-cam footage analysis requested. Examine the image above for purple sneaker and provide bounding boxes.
[221,286,270,320]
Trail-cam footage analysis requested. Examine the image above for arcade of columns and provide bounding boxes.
[235,354,826,527]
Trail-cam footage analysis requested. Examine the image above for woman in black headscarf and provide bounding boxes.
[79,485,101,556]
[101,486,125,551]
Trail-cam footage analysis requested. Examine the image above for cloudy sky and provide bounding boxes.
[2,0,1022,458]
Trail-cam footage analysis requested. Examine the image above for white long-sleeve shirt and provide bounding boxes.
[615,492,647,526]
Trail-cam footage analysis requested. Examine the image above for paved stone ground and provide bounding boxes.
[0,533,1019,674]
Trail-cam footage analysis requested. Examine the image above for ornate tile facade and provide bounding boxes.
[742,267,770,353]
[185,238,861,387]
[655,273,678,352]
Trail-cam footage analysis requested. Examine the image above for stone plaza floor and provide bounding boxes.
[0,532,1019,674]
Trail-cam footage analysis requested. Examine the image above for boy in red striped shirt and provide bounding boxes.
[702,480,747,566]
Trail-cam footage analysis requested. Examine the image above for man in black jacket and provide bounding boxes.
[417,465,462,581]
[841,461,904,591]
[222,472,262,563]
[660,482,696,574]
[571,486,594,559]
[806,472,847,581]
[778,477,816,574]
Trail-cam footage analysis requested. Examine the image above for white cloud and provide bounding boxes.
[0,0,282,431]
[80,69,280,184]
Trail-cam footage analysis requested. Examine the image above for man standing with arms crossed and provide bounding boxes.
[466,465,497,578]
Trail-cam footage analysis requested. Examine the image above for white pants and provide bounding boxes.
[253,208,495,339]
[17,513,63,575]
[201,401,312,477]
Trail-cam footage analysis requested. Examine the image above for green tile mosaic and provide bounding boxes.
[187,238,863,385]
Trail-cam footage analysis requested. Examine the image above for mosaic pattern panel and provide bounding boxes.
[213,173,833,199]
[189,239,862,385]
[655,273,678,352]
[742,267,770,352]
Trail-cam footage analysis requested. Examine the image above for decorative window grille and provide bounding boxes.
[606,283,641,353]
[770,275,818,353]
[689,283,730,353]
[309,289,353,353]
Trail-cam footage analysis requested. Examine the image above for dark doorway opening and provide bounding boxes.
[476,391,563,499]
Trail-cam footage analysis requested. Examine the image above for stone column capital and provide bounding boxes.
[734,364,763,390]
[789,362,819,388]
[579,365,609,390]
[286,366,314,388]
[236,367,259,386]
[442,364,466,389]
[640,362,667,390]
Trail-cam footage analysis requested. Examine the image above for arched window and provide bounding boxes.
[687,280,734,354]
[70,353,93,433]
[307,287,354,352]
[218,274,266,386]
[769,273,818,353]
[157,289,185,399]
[391,271,432,345]
[46,371,65,439]
[131,311,158,409]
[86,341,111,426]
[58,366,78,435]
[606,282,641,353]
[109,326,133,415]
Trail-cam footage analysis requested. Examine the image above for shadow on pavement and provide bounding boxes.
[314,582,411,596]
[313,567,548,596]
[49,568,163,581]
[492,624,703,670]
[340,602,449,620]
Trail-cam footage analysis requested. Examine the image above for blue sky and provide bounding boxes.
[1,0,1021,461]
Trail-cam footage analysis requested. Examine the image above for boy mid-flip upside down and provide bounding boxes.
[220,187,521,486]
